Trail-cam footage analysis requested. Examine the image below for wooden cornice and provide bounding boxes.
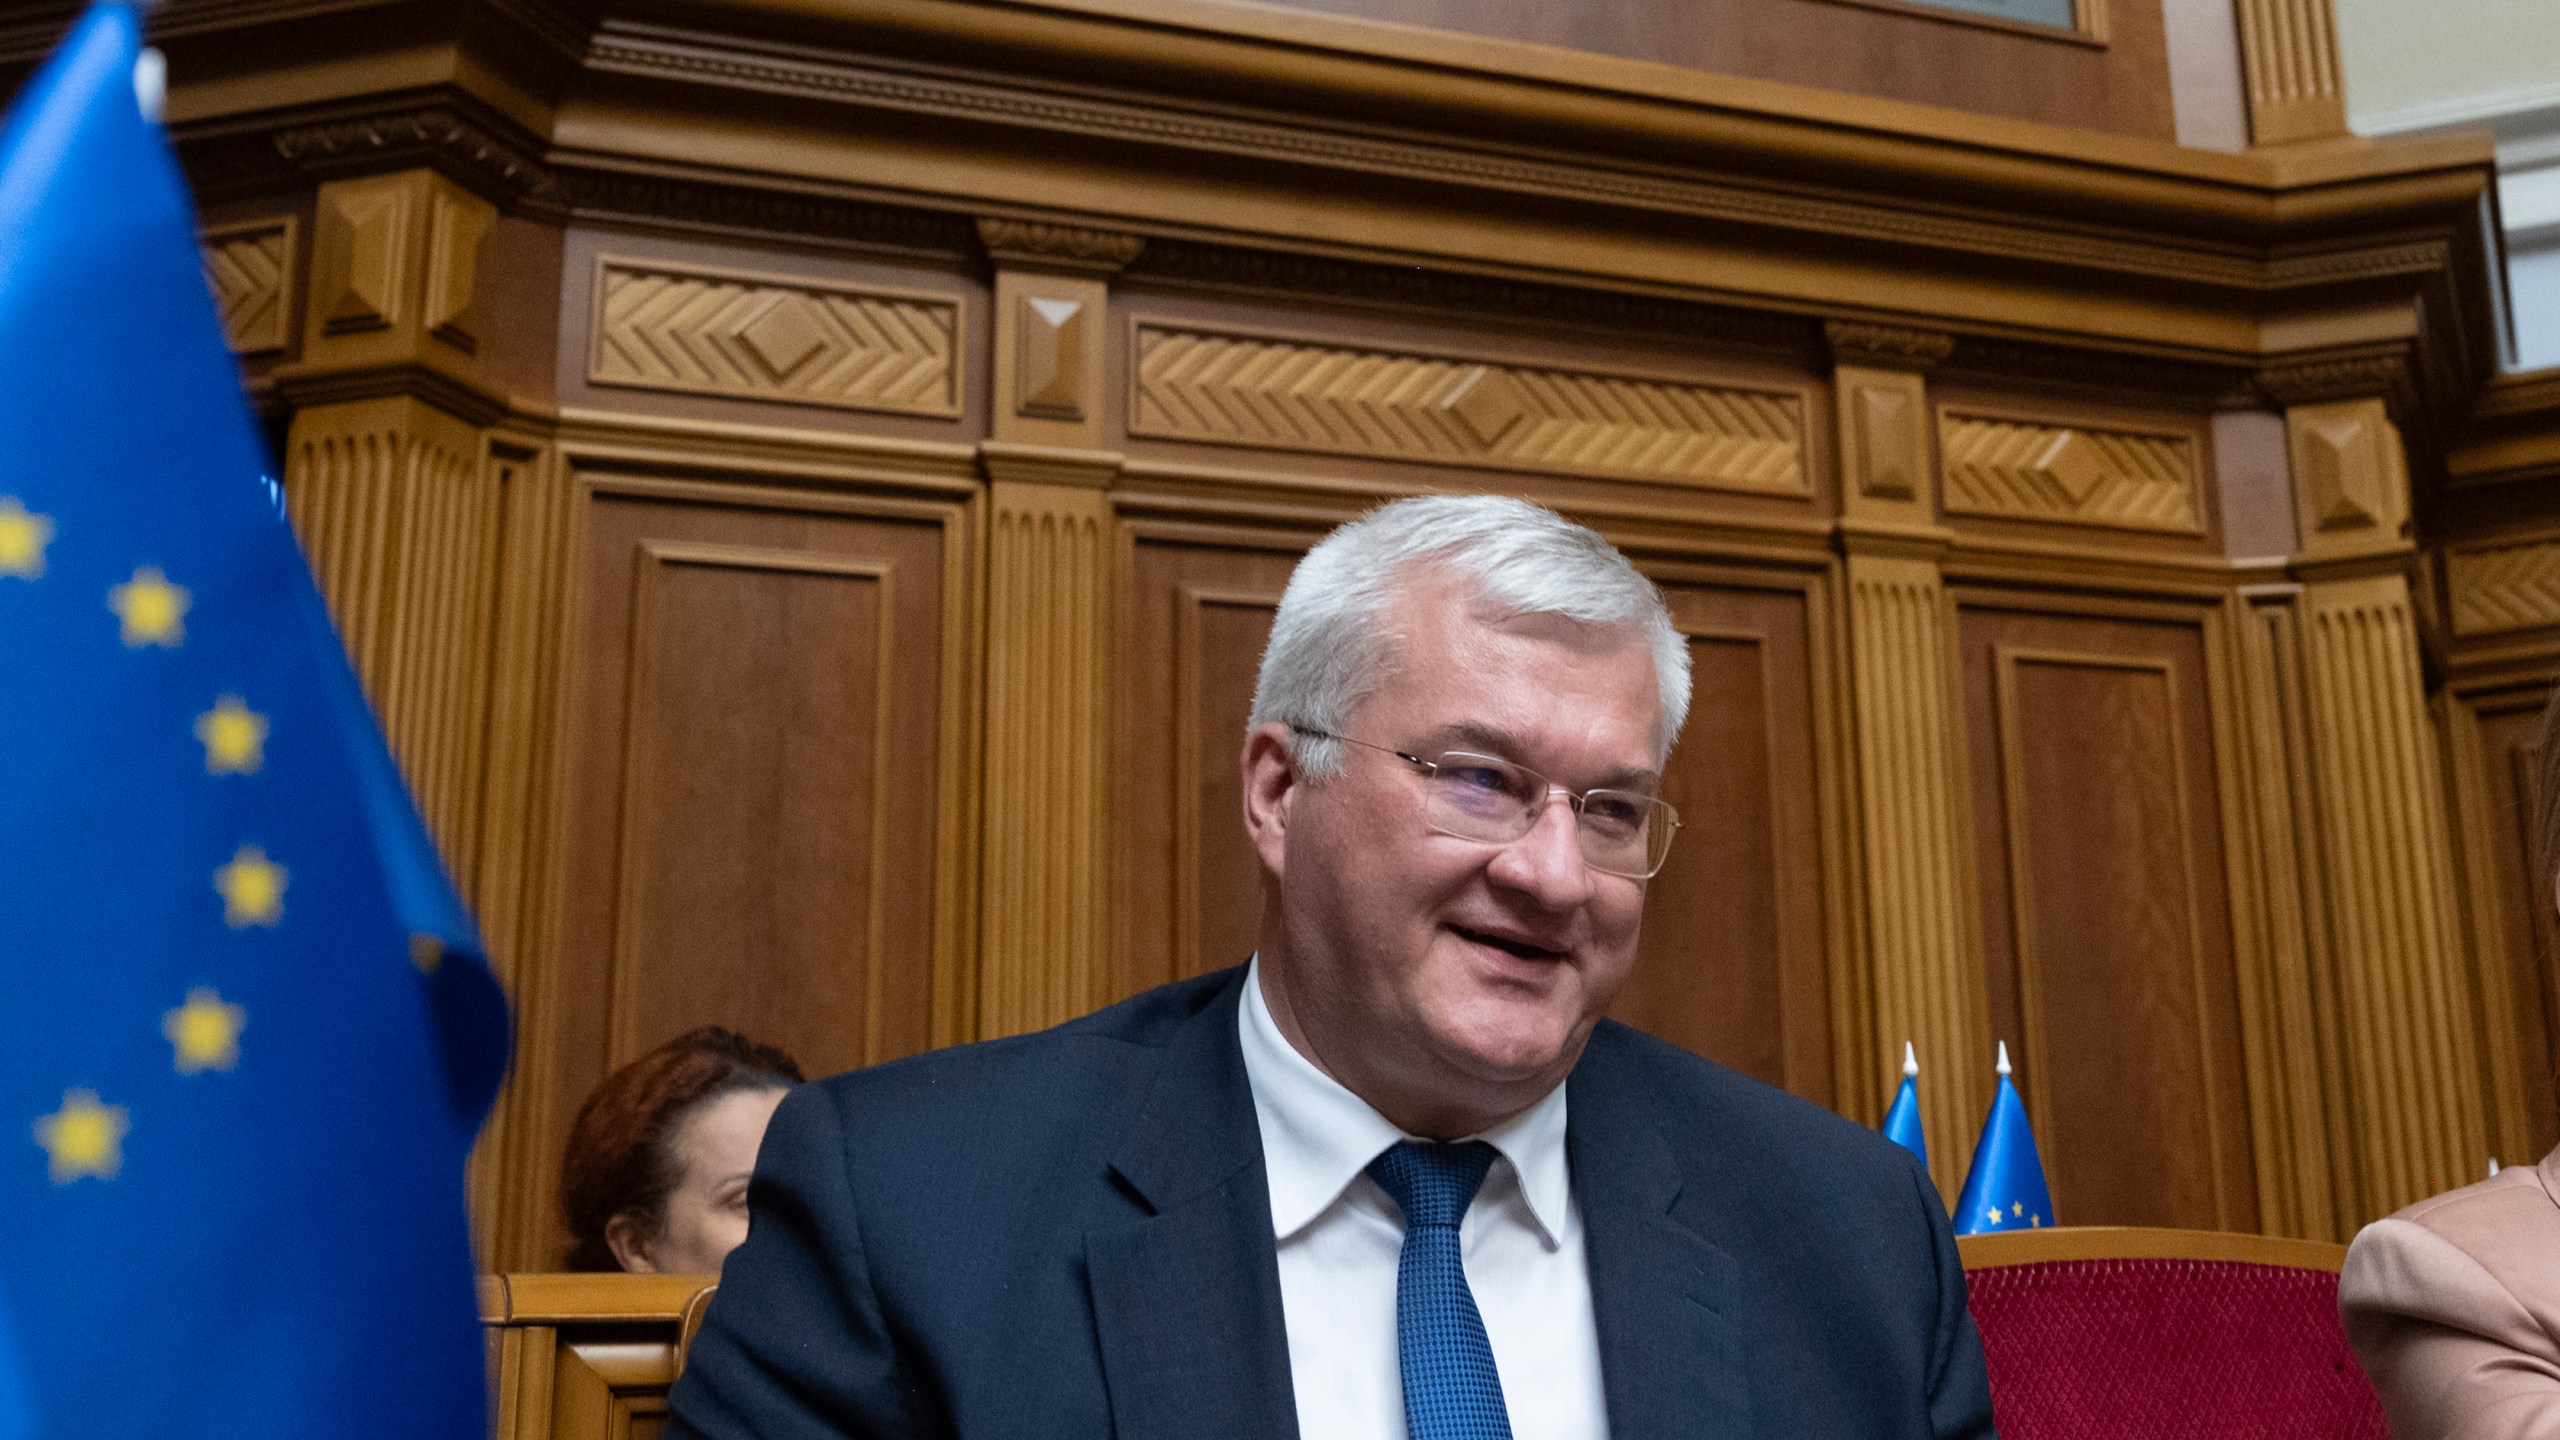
[7,0,2507,421]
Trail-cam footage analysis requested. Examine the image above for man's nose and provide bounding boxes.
[1487,795,1593,908]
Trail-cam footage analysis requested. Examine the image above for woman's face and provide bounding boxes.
[609,1085,788,1275]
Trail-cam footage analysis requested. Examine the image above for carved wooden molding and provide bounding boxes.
[589,258,963,417]
[201,217,295,355]
[1132,324,1808,493]
[582,29,2370,295]
[2446,541,2560,637]
[273,104,559,207]
[976,218,1146,275]
[1938,411,2203,534]
[2296,574,2490,1218]
[1825,321,1953,371]
[978,481,1113,1038]
[1844,555,1990,1201]
[2286,397,2409,561]
[2256,349,2411,410]
[2234,0,2348,144]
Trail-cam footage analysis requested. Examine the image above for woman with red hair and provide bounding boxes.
[559,1027,804,1274]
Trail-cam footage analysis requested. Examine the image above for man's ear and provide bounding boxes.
[604,1211,659,1274]
[1241,722,1300,880]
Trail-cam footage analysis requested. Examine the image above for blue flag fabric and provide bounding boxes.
[1953,1066,2056,1236]
[1882,1072,1928,1174]
[0,5,511,1436]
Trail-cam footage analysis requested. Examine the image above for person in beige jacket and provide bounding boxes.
[2339,684,2560,1439]
[2340,1146,2560,1439]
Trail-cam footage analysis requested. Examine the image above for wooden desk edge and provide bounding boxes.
[481,1272,720,1326]
[1958,1226,2350,1272]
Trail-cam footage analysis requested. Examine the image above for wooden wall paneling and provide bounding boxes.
[2215,586,2340,1239]
[532,460,973,1268]
[1129,320,1812,498]
[283,397,504,884]
[2441,676,2560,1167]
[2295,570,2494,1217]
[1831,324,1988,1196]
[1839,553,1993,1199]
[979,476,1115,1037]
[1116,518,1317,1000]
[468,436,584,1273]
[1611,566,1842,1105]
[2280,394,2496,1220]
[2231,0,2348,145]
[1954,597,2258,1232]
[973,220,1139,1038]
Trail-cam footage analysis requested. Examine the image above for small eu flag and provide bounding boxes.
[0,5,511,1437]
[1954,1042,2055,1235]
[1882,1040,1928,1173]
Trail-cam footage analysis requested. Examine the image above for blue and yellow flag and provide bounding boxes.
[0,5,510,1435]
[1881,1040,1928,1173]
[1954,1042,2055,1235]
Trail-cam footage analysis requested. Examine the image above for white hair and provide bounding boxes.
[1248,494,1691,779]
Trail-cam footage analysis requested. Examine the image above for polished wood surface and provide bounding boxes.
[484,1273,713,1440]
[62,0,2548,1266]
[1957,1225,2349,1271]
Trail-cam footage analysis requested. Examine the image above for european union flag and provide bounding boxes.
[0,5,511,1436]
[1882,1040,1928,1173]
[1954,1042,2055,1235]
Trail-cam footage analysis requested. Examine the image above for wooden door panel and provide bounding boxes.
[1614,579,1835,1103]
[1959,602,2256,1231]
[542,481,954,1259]
[1119,531,1305,996]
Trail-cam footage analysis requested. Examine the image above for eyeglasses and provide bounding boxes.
[1293,727,1682,879]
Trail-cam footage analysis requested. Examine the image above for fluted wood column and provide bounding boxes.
[2282,392,2493,1220]
[972,220,1141,1037]
[1831,324,1991,1200]
[2233,0,2348,144]
[277,169,510,896]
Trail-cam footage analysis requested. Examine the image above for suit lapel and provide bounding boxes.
[1086,971,1298,1440]
[1571,1037,1752,1440]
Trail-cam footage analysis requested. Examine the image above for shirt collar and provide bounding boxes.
[1238,957,1572,1247]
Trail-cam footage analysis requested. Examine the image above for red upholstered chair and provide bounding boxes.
[1959,1227,2387,1439]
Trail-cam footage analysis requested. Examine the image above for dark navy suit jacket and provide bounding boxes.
[668,967,1997,1439]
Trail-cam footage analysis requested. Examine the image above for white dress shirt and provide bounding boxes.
[1238,959,1610,1440]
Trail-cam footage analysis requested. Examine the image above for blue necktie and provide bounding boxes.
[1366,1140,1515,1440]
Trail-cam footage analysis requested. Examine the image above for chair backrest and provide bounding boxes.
[1959,1227,2385,1440]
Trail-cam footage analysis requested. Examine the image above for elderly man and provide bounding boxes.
[670,495,1995,1440]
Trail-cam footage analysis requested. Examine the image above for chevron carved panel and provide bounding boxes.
[2448,542,2560,637]
[1940,412,2203,534]
[1133,325,1806,493]
[591,258,960,416]
[202,219,294,355]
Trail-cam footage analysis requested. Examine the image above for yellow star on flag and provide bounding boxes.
[34,1088,128,1183]
[109,565,189,647]
[163,987,246,1074]
[2013,1202,2024,1217]
[214,844,287,927]
[0,496,52,579]
[194,695,268,775]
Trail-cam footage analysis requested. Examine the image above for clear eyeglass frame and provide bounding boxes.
[1292,726,1682,879]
